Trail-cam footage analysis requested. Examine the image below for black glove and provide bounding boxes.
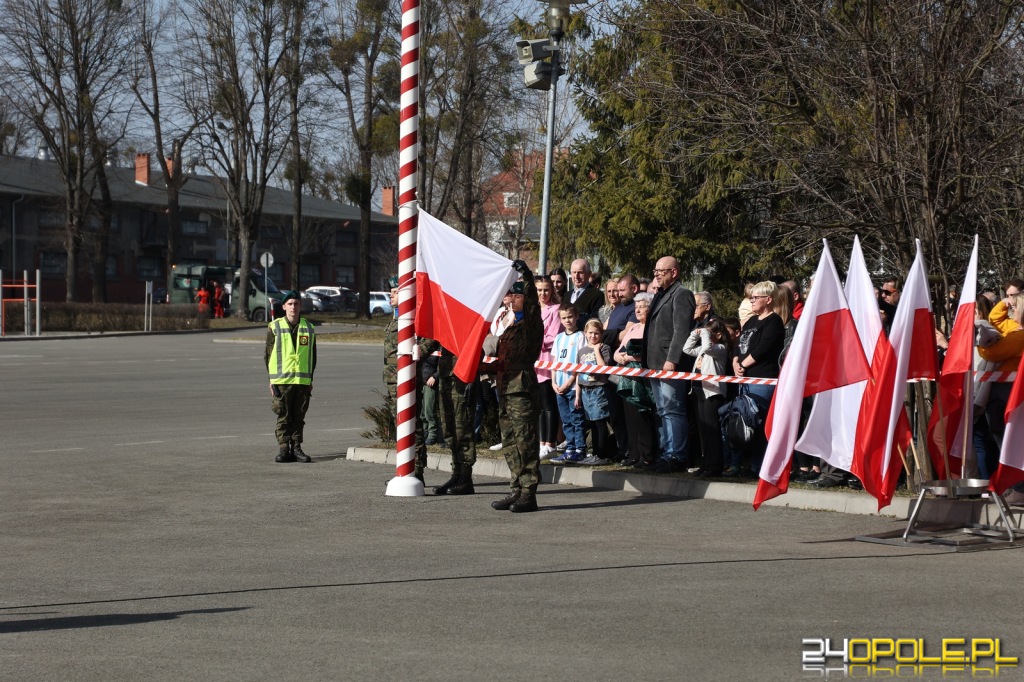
[511,259,530,275]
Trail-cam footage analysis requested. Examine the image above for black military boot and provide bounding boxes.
[292,442,311,463]
[509,490,538,513]
[432,468,461,495]
[491,489,521,510]
[414,468,425,485]
[446,466,475,495]
[275,443,295,463]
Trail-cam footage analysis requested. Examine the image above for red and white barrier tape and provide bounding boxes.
[469,356,1017,385]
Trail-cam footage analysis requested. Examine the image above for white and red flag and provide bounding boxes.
[753,241,870,509]
[925,236,978,479]
[795,236,880,473]
[852,240,937,509]
[991,354,1024,494]
[415,211,518,382]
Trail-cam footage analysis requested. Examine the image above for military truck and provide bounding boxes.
[169,264,283,322]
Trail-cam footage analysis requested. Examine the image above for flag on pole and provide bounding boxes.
[925,235,978,480]
[753,241,870,509]
[415,211,518,383]
[796,236,880,473]
[990,352,1024,494]
[852,240,937,510]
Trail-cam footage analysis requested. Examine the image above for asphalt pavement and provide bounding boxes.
[1,330,1022,681]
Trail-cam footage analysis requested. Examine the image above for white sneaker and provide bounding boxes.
[556,440,568,452]
[539,445,556,460]
[489,442,504,451]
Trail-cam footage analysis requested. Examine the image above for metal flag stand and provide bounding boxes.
[858,375,1023,552]
[858,245,1023,551]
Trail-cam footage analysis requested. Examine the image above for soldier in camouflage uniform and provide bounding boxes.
[382,283,439,483]
[490,260,544,513]
[433,349,478,495]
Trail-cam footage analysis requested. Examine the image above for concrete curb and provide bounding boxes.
[346,446,1024,527]
[347,446,915,518]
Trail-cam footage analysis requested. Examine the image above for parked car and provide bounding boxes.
[305,285,357,311]
[301,290,341,313]
[369,291,393,316]
[305,285,348,298]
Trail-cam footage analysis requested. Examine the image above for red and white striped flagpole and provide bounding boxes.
[385,0,424,497]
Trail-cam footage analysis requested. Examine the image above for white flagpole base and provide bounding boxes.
[385,475,425,497]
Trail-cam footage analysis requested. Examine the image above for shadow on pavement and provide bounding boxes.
[0,607,249,633]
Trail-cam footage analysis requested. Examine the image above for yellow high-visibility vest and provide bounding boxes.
[268,318,314,384]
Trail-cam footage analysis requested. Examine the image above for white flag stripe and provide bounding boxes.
[796,236,877,470]
[946,236,978,464]
[759,241,854,487]
[879,239,933,477]
[417,211,518,324]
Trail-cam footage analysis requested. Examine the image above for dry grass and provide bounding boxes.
[318,327,386,344]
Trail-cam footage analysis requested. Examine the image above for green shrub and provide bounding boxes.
[362,390,397,443]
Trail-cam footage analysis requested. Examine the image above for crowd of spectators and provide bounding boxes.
[421,258,1024,502]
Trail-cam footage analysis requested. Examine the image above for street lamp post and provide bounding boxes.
[536,43,559,278]
[517,0,584,276]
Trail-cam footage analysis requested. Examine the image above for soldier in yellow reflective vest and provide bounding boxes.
[265,291,316,463]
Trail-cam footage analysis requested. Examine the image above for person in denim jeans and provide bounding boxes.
[550,304,587,464]
[641,256,697,473]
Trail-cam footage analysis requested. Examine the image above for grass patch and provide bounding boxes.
[16,302,211,333]
[318,327,385,343]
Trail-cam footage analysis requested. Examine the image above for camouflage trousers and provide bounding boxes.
[440,374,477,471]
[497,388,540,492]
[273,383,311,445]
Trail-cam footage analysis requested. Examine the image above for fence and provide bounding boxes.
[0,269,40,337]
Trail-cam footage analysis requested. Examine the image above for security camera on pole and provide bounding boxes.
[515,0,585,276]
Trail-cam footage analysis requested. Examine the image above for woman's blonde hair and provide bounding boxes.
[751,280,777,299]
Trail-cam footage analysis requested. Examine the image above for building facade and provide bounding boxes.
[0,153,398,302]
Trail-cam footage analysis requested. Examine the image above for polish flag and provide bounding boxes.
[415,211,518,382]
[925,236,978,480]
[796,236,880,473]
[753,242,870,509]
[852,240,937,510]
[991,353,1024,494]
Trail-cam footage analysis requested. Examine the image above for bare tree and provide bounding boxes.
[322,0,400,316]
[0,0,137,301]
[183,0,294,318]
[418,0,523,239]
[129,0,204,294]
[632,0,1024,286]
[0,94,31,155]
[282,0,329,291]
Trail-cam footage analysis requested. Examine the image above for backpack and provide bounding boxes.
[725,393,764,449]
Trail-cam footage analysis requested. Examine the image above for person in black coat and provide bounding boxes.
[567,258,604,325]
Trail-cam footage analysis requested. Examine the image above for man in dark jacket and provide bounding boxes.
[642,256,696,473]
[567,258,603,325]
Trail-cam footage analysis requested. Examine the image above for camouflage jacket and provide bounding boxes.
[495,273,543,395]
[383,315,440,386]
